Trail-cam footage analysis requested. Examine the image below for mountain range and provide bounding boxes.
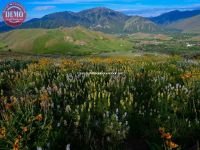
[1,7,200,33]
[0,7,166,33]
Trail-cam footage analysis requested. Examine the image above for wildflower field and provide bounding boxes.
[0,55,199,150]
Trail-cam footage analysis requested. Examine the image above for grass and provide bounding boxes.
[127,33,172,41]
[0,42,7,50]
[0,27,133,56]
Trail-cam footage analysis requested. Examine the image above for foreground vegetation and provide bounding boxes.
[0,55,199,150]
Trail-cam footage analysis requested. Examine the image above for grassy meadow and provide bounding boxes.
[0,55,199,150]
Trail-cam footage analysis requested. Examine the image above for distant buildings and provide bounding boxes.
[186,43,195,47]
[186,42,200,47]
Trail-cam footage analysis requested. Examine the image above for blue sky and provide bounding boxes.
[1,0,200,21]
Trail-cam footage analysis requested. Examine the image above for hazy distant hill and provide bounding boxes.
[124,16,164,33]
[0,22,14,32]
[150,9,200,25]
[167,15,200,33]
[0,7,167,34]
[0,27,133,55]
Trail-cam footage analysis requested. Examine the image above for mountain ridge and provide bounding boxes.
[0,7,166,34]
[150,9,200,25]
[1,7,200,33]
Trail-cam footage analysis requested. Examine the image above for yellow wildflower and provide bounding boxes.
[0,127,6,138]
[165,140,179,149]
[35,114,43,121]
[181,73,192,79]
[13,137,20,150]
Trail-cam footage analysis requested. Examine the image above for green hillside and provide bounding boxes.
[167,15,200,33]
[127,32,172,41]
[0,27,133,55]
[0,42,6,49]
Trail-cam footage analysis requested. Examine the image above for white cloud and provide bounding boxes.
[34,6,56,11]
